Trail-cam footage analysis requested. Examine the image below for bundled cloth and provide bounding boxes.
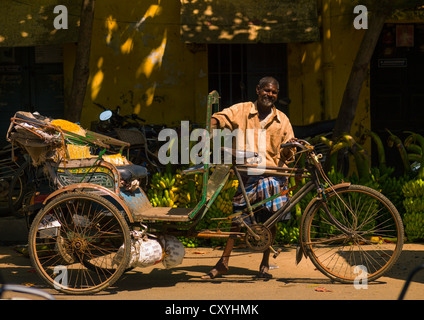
[6,112,95,165]
[114,231,185,269]
[7,111,64,165]
[7,111,131,166]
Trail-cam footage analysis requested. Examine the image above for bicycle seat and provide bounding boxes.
[116,165,148,181]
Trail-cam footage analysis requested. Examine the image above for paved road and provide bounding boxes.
[1,244,423,302]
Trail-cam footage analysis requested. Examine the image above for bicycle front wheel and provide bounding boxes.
[28,192,131,295]
[302,184,404,283]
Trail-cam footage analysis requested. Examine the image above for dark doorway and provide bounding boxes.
[370,23,424,172]
[208,43,288,115]
[0,46,64,147]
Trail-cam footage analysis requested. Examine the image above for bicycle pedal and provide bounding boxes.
[271,247,282,259]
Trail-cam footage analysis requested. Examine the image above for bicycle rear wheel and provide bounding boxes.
[0,165,22,214]
[28,192,131,294]
[302,184,404,283]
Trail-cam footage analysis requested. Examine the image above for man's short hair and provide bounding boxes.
[257,77,279,90]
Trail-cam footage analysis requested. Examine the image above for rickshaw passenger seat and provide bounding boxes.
[116,165,148,182]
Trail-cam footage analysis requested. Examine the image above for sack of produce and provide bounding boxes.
[137,238,164,268]
[113,238,140,268]
[114,231,164,268]
[159,235,185,268]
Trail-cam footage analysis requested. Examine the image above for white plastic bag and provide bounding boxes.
[137,238,163,267]
[113,239,138,268]
[127,239,141,268]
[159,235,185,268]
[113,231,163,268]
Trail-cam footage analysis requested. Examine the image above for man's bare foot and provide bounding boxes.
[258,264,272,279]
[201,261,229,279]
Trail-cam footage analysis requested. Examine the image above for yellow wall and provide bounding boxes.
[286,0,374,177]
[67,0,372,135]
[66,0,208,129]
[5,0,422,137]
[287,0,370,140]
[0,0,80,47]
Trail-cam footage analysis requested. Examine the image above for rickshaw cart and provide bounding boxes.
[6,92,248,294]
[6,91,404,295]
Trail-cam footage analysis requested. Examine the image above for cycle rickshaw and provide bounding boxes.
[6,91,404,295]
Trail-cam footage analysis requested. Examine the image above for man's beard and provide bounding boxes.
[259,97,275,108]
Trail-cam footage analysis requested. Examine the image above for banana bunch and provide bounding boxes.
[195,176,239,233]
[404,132,424,179]
[277,224,299,244]
[403,197,424,214]
[402,179,424,198]
[150,171,175,190]
[147,170,201,208]
[171,170,195,207]
[147,169,238,211]
[147,172,178,207]
[402,178,424,242]
[403,212,424,242]
[213,177,239,213]
[379,175,408,213]
[191,172,203,204]
[147,170,197,208]
[147,169,240,248]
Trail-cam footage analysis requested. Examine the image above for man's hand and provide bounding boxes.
[280,137,297,162]
[210,117,219,128]
[209,117,219,135]
[286,137,298,144]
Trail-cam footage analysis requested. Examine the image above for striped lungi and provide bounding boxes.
[232,176,290,224]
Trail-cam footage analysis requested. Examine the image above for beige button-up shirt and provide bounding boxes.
[211,101,295,168]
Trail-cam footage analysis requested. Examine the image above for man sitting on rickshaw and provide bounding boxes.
[202,76,296,279]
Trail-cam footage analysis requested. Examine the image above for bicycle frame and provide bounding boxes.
[229,164,312,226]
[143,91,353,244]
[184,138,356,247]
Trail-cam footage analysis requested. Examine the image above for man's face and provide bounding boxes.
[256,83,278,110]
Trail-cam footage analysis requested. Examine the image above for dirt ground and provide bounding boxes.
[1,243,424,301]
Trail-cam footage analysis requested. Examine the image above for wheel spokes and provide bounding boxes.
[30,194,129,293]
[305,187,402,282]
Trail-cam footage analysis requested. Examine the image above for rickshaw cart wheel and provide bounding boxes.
[28,192,131,295]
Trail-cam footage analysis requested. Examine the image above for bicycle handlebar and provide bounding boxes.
[280,139,313,151]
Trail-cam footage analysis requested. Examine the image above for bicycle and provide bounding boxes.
[235,139,404,284]
[0,144,27,216]
[7,156,52,226]
[7,91,404,294]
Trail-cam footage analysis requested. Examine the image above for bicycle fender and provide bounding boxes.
[297,199,315,264]
[42,183,135,223]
